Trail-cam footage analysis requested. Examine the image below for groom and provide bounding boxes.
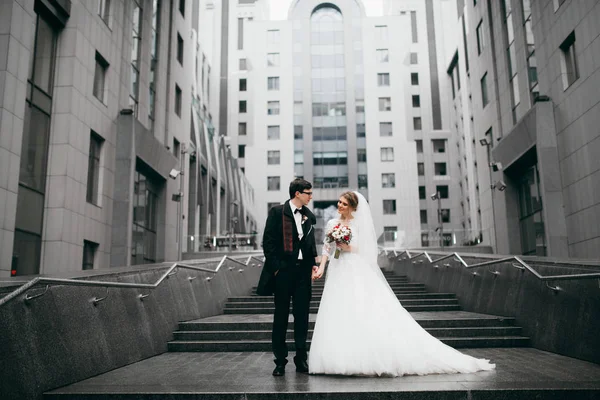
[258,178,319,376]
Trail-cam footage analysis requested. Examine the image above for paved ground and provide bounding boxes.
[47,348,600,398]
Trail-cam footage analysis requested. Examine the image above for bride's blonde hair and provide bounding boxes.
[340,191,359,210]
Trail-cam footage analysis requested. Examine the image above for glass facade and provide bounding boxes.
[131,169,159,265]
[310,7,349,189]
[12,14,57,276]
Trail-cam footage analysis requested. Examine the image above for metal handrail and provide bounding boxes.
[0,255,264,308]
[393,250,600,283]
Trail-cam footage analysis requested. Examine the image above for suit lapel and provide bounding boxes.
[283,201,300,241]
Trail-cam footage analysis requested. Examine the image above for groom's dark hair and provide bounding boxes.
[289,178,312,199]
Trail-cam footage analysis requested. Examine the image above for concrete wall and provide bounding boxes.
[0,256,262,400]
[383,252,600,365]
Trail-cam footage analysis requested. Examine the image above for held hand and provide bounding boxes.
[312,266,325,280]
[337,242,351,252]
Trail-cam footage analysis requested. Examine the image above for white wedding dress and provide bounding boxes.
[308,193,495,377]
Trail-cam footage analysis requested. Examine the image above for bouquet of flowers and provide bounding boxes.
[326,224,352,259]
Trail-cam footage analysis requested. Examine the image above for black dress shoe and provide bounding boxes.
[295,360,309,373]
[272,365,285,376]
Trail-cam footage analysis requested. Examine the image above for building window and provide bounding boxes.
[481,73,489,107]
[172,137,180,158]
[377,73,390,86]
[378,97,391,111]
[267,29,280,46]
[412,95,420,108]
[379,122,393,137]
[560,31,579,89]
[294,151,304,164]
[129,1,143,115]
[179,0,185,16]
[98,0,111,25]
[435,162,447,176]
[267,176,280,191]
[132,168,158,265]
[93,52,109,103]
[356,123,366,138]
[410,52,418,64]
[418,162,425,176]
[436,185,449,199]
[175,85,182,116]
[239,58,247,70]
[420,210,427,224]
[238,122,247,136]
[238,17,244,50]
[441,209,450,223]
[12,13,58,276]
[382,173,395,188]
[380,147,394,162]
[356,99,365,112]
[410,11,418,43]
[149,0,160,121]
[413,117,422,131]
[267,101,280,115]
[357,148,367,162]
[432,139,446,153]
[294,125,303,139]
[383,200,396,214]
[268,76,280,90]
[358,174,368,189]
[416,140,423,153]
[239,100,247,113]
[239,78,247,91]
[376,49,389,62]
[411,72,419,85]
[419,186,426,199]
[268,150,280,165]
[82,240,98,270]
[177,33,184,65]
[518,164,546,255]
[476,20,485,55]
[268,125,280,140]
[267,52,280,66]
[238,144,245,158]
[375,25,388,42]
[87,131,104,205]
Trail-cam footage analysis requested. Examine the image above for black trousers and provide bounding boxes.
[272,261,312,366]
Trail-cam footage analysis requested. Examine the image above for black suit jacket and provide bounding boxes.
[257,201,318,296]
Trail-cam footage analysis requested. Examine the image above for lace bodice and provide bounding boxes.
[322,218,359,257]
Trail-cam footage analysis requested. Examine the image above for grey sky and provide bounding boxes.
[268,0,385,20]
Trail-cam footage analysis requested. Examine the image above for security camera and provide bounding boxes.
[169,169,182,179]
[491,180,507,191]
[430,192,439,200]
[489,162,503,172]
[479,138,490,146]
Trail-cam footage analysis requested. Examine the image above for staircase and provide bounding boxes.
[168,271,530,352]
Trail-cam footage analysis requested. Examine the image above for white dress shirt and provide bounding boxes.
[290,202,303,260]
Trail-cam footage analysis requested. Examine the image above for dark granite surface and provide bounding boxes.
[46,348,600,398]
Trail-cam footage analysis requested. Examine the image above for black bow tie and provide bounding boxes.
[294,208,302,214]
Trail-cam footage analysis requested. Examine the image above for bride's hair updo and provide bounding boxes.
[340,191,359,210]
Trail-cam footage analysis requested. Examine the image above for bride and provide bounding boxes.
[308,191,495,377]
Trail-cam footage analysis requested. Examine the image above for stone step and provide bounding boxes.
[228,293,457,302]
[178,316,518,331]
[168,336,530,352]
[252,288,429,295]
[223,304,463,314]
[224,299,460,309]
[172,326,523,341]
